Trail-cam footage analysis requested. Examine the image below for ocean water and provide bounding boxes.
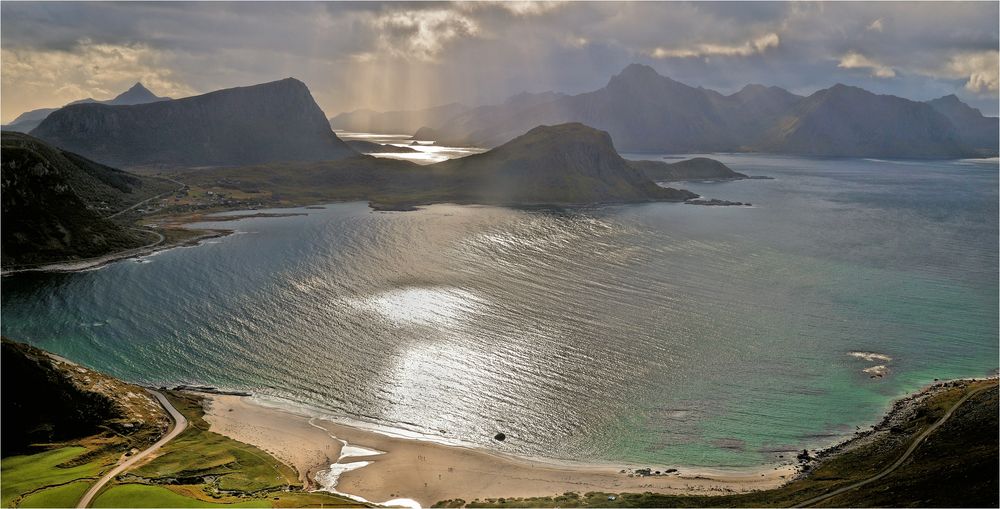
[2,154,997,469]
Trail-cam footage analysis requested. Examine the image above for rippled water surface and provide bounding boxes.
[3,154,997,468]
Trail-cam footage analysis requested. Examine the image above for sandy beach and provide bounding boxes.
[202,394,797,508]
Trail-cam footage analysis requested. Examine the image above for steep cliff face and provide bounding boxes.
[32,78,355,169]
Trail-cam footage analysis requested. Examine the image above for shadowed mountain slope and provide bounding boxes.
[31,78,355,169]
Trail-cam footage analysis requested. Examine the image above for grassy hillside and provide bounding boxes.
[1,132,176,267]
[0,340,362,508]
[100,391,361,508]
[1,339,170,507]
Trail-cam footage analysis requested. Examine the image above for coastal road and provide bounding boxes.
[76,390,188,508]
[105,176,185,220]
[794,383,993,508]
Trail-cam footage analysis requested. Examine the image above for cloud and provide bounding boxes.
[838,52,896,78]
[946,51,999,93]
[462,1,565,17]
[363,8,480,62]
[2,2,998,120]
[650,32,780,59]
[1,39,196,114]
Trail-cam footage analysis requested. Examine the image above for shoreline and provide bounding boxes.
[200,393,797,508]
[197,375,998,508]
[0,227,229,276]
[807,375,999,466]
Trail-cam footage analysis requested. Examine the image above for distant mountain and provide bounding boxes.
[758,84,971,158]
[330,102,470,135]
[425,64,792,151]
[926,94,999,155]
[419,64,991,158]
[629,157,748,181]
[430,122,696,206]
[31,78,355,169]
[1,132,175,266]
[2,83,168,134]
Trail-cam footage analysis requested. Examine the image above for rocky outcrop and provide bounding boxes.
[630,157,748,181]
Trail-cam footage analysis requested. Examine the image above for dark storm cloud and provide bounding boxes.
[2,1,997,123]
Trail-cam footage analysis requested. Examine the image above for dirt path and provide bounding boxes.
[76,390,188,508]
[105,176,185,219]
[794,384,993,508]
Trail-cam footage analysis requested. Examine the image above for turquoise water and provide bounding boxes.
[2,154,997,468]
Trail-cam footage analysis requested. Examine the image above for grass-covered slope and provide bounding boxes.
[1,339,169,458]
[1,339,170,507]
[106,391,362,508]
[1,132,175,267]
[0,340,362,508]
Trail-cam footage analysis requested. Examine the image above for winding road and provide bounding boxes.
[105,176,185,220]
[76,390,188,508]
[794,383,993,508]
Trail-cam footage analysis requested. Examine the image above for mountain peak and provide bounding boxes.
[606,63,681,92]
[927,93,988,119]
[108,82,168,106]
[612,63,663,82]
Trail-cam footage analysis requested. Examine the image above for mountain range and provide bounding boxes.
[30,78,355,169]
[3,83,169,134]
[383,64,998,158]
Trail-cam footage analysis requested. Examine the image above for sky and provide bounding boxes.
[2,1,998,123]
